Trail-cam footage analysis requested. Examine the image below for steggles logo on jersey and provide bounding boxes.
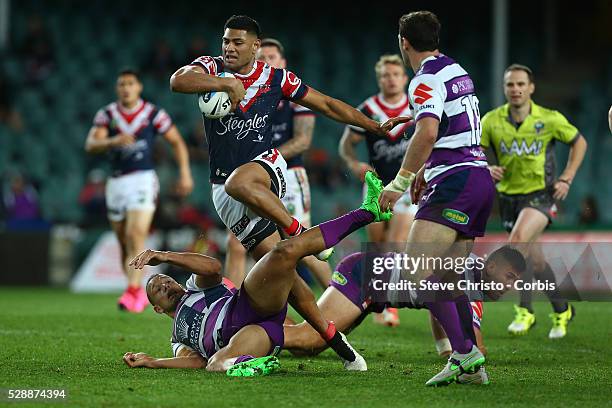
[500,139,543,156]
[218,113,269,141]
[413,83,433,104]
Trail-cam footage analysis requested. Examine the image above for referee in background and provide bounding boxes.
[481,64,588,339]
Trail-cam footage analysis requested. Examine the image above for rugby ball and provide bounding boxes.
[198,72,235,119]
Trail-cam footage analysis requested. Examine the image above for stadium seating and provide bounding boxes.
[2,1,611,226]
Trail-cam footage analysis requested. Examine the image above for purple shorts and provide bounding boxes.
[416,167,495,238]
[221,286,287,354]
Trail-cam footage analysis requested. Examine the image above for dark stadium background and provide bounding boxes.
[0,0,611,285]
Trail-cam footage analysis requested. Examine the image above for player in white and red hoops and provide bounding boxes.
[340,54,416,327]
[85,69,193,313]
[170,15,409,370]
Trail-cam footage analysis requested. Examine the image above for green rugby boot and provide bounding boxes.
[360,171,392,222]
[226,356,280,377]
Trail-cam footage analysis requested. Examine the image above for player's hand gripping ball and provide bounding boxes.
[198,72,235,119]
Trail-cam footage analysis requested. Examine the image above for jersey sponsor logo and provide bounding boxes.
[218,113,269,142]
[534,121,545,134]
[331,271,348,286]
[371,138,410,162]
[499,139,543,156]
[413,83,433,104]
[442,208,470,225]
[451,78,474,94]
[415,104,435,112]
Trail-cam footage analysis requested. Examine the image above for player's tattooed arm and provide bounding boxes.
[296,87,388,136]
[84,126,135,153]
[170,65,245,110]
[339,127,373,181]
[278,115,315,159]
[123,351,206,369]
[130,250,223,287]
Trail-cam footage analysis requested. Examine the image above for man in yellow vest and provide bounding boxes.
[481,64,587,339]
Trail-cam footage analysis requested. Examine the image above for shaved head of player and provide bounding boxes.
[221,15,261,74]
[146,274,186,315]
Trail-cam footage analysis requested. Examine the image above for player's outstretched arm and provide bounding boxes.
[296,87,410,136]
[123,351,206,369]
[162,125,194,197]
[130,249,222,287]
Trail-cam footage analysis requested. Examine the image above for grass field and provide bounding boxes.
[1,288,611,407]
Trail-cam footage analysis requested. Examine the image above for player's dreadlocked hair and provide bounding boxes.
[488,246,527,275]
[399,11,441,52]
[224,15,261,38]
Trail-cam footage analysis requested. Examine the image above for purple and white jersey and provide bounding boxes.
[170,276,236,359]
[408,54,487,182]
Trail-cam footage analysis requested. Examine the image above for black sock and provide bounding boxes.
[519,261,534,313]
[326,331,356,362]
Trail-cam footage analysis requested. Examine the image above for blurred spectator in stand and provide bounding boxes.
[578,195,599,226]
[304,148,345,190]
[0,69,24,131]
[2,172,49,230]
[20,15,56,85]
[143,39,178,80]
[186,36,209,62]
[78,169,107,227]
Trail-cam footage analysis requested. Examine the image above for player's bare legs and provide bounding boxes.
[110,209,154,312]
[404,219,459,281]
[507,207,571,337]
[284,287,362,355]
[225,232,247,286]
[387,212,413,243]
[225,162,295,230]
[124,210,155,286]
[206,325,272,372]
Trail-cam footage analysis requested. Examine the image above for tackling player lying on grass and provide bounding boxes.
[122,172,392,376]
[283,246,526,384]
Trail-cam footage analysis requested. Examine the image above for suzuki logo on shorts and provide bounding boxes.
[499,139,543,156]
[413,83,433,104]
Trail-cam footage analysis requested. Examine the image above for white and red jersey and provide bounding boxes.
[93,99,172,175]
[347,94,415,184]
[191,56,309,184]
[408,54,487,182]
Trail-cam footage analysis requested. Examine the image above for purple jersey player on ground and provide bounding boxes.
[169,15,408,369]
[122,172,392,375]
[85,69,193,313]
[283,247,527,383]
[377,11,495,386]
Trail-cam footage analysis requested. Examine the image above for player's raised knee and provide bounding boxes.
[272,239,301,261]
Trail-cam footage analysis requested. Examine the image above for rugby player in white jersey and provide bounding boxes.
[378,11,495,386]
[85,69,193,313]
